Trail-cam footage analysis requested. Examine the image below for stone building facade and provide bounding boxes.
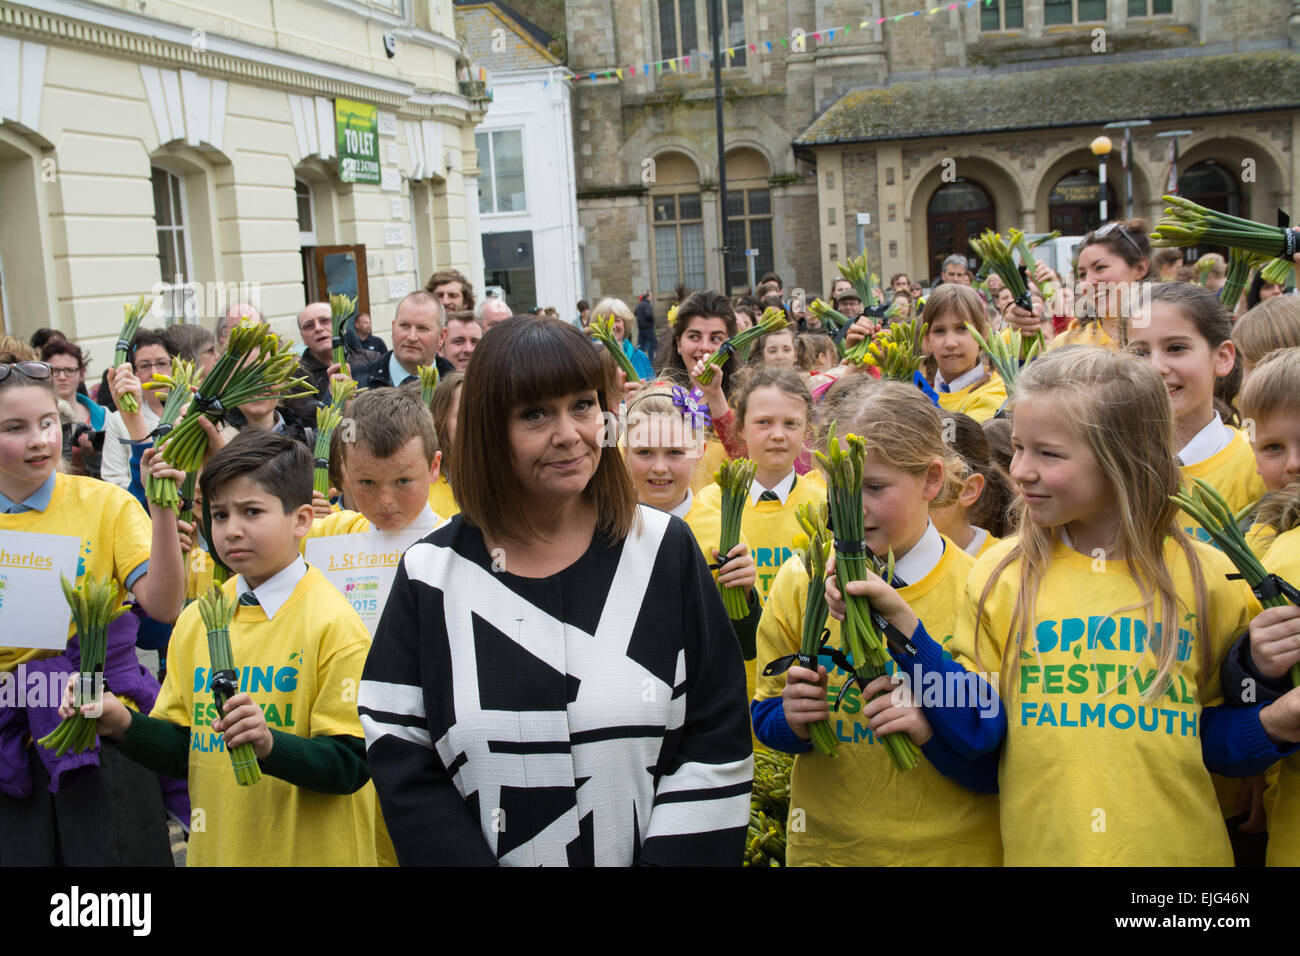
[569,0,1300,307]
[0,0,487,371]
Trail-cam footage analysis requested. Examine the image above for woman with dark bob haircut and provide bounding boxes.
[359,316,753,866]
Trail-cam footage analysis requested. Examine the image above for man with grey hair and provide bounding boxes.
[284,301,369,427]
[477,294,512,330]
[356,290,450,388]
[215,302,261,348]
[941,255,972,286]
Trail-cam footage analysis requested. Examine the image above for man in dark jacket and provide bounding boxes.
[354,290,451,388]
[344,311,387,357]
[634,291,656,366]
[285,301,371,428]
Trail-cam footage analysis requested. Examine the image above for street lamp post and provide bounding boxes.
[1155,130,1195,196]
[1103,119,1150,220]
[1090,136,1113,224]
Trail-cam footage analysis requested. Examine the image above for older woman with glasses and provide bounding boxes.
[100,330,174,490]
[359,316,753,866]
[40,340,108,477]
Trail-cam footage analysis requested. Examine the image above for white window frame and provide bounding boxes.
[296,178,317,246]
[477,127,527,217]
[151,165,195,325]
[722,0,747,68]
[1126,0,1173,16]
[979,0,1025,31]
[1044,0,1109,26]
[657,0,701,63]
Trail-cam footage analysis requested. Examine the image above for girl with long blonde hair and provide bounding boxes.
[828,346,1300,865]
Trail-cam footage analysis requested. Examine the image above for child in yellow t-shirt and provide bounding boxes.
[64,431,378,866]
[829,347,1300,866]
[922,283,1008,423]
[932,410,1014,558]
[1124,283,1266,543]
[695,368,826,605]
[1238,347,1300,560]
[755,381,1000,866]
[0,355,186,865]
[621,382,761,702]
[1226,521,1300,866]
[307,387,443,543]
[1221,346,1300,862]
[425,371,462,519]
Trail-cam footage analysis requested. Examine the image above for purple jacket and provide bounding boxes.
[0,612,189,821]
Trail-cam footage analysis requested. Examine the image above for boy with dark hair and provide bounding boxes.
[63,431,378,866]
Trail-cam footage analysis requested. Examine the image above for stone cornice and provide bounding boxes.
[0,0,474,122]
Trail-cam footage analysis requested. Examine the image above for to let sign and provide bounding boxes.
[336,98,380,184]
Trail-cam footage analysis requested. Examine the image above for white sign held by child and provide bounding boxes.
[306,521,435,634]
[0,529,82,650]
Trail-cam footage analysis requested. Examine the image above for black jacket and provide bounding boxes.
[354,350,454,388]
[284,346,370,428]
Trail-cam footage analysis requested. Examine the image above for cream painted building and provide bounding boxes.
[0,0,489,374]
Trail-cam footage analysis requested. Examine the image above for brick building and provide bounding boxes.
[568,0,1300,308]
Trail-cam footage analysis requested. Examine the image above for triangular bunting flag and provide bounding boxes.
[812,32,821,40]
[616,68,623,79]
[669,59,677,72]
[750,43,757,52]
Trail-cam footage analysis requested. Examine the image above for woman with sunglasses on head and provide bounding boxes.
[0,354,186,865]
[1003,220,1151,351]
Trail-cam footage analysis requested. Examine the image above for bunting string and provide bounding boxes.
[570,0,992,83]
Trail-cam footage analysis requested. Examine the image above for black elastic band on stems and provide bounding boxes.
[210,668,239,703]
[314,457,329,470]
[1285,228,1299,259]
[194,395,225,417]
[331,335,345,349]
[834,538,869,556]
[715,341,736,362]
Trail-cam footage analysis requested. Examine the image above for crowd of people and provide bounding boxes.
[3,220,1300,868]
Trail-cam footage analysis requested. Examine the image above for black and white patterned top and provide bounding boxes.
[358,504,754,866]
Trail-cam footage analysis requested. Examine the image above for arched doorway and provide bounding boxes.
[1177,160,1243,259]
[927,180,994,279]
[1048,169,1117,235]
[1180,159,1242,217]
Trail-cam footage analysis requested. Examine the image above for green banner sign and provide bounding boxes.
[336,98,380,185]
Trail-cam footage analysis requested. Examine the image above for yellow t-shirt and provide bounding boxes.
[692,439,729,493]
[680,494,756,706]
[951,536,1258,866]
[151,566,379,867]
[1180,429,1267,546]
[1049,319,1116,350]
[185,544,218,604]
[974,530,1001,558]
[1245,522,1278,561]
[696,471,827,606]
[754,540,1002,866]
[427,475,459,519]
[935,371,1008,424]
[0,474,152,672]
[1260,525,1300,867]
